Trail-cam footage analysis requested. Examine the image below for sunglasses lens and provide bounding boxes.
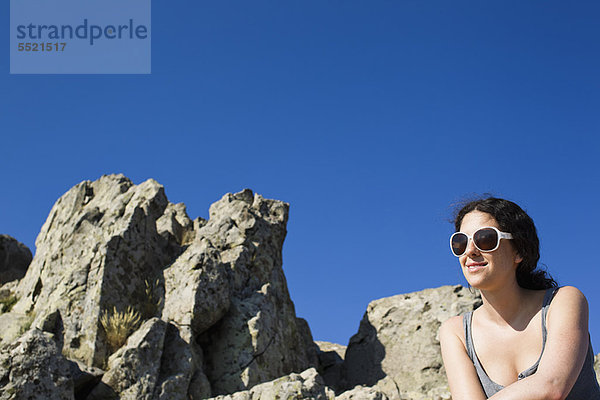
[474,228,499,251]
[451,233,468,256]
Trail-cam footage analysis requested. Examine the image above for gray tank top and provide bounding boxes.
[463,287,600,399]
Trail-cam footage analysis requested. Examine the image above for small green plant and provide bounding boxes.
[141,279,163,319]
[18,310,36,335]
[18,319,33,335]
[0,294,18,314]
[100,306,141,353]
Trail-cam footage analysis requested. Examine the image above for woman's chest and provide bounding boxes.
[472,314,544,387]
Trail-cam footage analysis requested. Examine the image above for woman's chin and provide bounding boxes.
[463,275,486,290]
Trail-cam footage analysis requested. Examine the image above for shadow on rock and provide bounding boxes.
[85,381,119,400]
[198,297,261,396]
[339,317,386,393]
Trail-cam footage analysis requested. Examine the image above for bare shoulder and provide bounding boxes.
[552,286,588,308]
[439,315,467,358]
[439,314,487,399]
[439,315,464,342]
[441,314,463,330]
[547,286,589,329]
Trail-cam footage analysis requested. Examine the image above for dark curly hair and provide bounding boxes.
[453,197,557,290]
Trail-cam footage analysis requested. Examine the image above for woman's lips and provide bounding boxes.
[466,262,487,272]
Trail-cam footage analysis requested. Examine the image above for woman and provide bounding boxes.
[439,197,600,399]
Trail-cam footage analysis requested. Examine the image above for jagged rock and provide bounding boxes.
[0,175,178,367]
[316,341,346,360]
[316,341,346,393]
[340,285,482,399]
[0,234,33,285]
[162,238,230,337]
[193,190,319,395]
[335,385,388,400]
[0,329,74,400]
[153,324,211,400]
[156,202,200,248]
[206,368,335,400]
[87,318,167,400]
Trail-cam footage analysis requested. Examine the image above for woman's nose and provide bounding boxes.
[465,238,480,257]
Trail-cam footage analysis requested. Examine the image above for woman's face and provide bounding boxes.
[458,211,523,291]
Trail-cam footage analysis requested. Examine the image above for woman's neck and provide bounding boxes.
[478,283,541,330]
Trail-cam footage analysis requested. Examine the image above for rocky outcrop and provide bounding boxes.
[0,176,176,366]
[0,234,33,285]
[339,285,482,400]
[191,189,319,395]
[0,175,318,399]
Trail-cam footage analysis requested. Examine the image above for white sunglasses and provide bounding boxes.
[450,226,513,257]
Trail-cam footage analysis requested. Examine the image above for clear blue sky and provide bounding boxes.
[2,1,599,349]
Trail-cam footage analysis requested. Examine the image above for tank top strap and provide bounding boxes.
[463,310,506,396]
[463,311,475,361]
[541,286,561,345]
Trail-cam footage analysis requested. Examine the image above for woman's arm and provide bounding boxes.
[439,315,488,400]
[488,286,590,400]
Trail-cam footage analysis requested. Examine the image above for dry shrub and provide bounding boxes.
[100,306,141,353]
[141,279,163,319]
[0,294,18,313]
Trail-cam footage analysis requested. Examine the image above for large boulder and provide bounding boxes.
[192,190,319,395]
[87,318,167,399]
[340,285,482,400]
[161,238,230,339]
[0,329,74,400]
[0,234,33,285]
